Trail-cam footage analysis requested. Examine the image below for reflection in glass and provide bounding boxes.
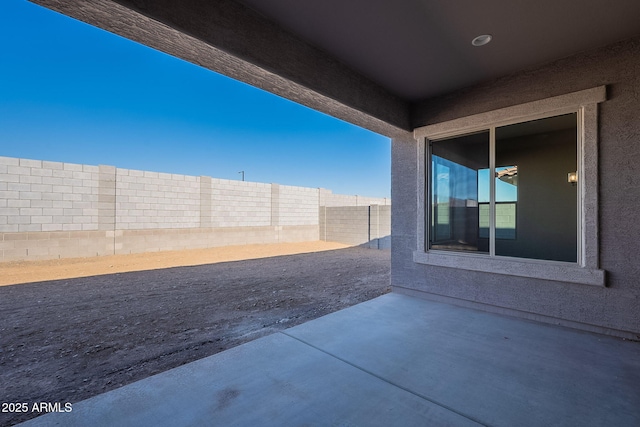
[495,165,518,240]
[495,113,577,262]
[478,166,518,239]
[429,112,578,262]
[430,131,489,252]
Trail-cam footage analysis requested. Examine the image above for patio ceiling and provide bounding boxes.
[236,0,640,101]
[29,0,640,137]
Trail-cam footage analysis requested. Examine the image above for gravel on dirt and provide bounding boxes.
[0,242,390,426]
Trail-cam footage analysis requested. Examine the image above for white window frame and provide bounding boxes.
[413,86,606,286]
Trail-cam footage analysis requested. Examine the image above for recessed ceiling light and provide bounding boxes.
[472,34,492,47]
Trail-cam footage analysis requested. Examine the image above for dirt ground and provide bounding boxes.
[0,241,355,287]
[0,242,391,426]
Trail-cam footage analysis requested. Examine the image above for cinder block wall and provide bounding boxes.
[1,156,390,261]
[0,157,100,233]
[278,185,319,225]
[319,191,390,207]
[320,205,391,249]
[210,179,271,228]
[0,157,114,259]
[115,168,200,230]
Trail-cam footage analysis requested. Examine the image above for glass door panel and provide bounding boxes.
[495,113,577,262]
[430,131,489,253]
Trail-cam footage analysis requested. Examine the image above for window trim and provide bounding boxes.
[413,86,606,286]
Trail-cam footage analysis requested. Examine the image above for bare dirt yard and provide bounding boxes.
[0,242,390,426]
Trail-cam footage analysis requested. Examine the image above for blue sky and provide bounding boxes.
[0,1,391,198]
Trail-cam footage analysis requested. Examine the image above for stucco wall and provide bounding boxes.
[393,36,640,338]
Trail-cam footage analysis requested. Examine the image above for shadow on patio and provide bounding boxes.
[19,293,640,426]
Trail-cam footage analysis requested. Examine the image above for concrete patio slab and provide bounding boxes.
[286,293,640,426]
[19,293,640,427]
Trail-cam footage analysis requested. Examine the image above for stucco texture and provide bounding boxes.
[393,36,640,337]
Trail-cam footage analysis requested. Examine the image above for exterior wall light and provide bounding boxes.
[568,172,578,185]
